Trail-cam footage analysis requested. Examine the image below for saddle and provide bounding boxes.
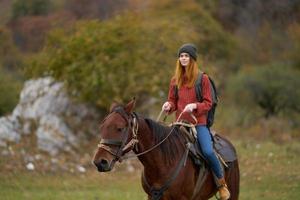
[172,122,237,168]
[172,122,238,198]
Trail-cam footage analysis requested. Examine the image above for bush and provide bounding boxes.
[227,64,300,119]
[12,0,52,20]
[0,68,22,116]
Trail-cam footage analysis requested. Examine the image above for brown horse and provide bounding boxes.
[93,99,240,200]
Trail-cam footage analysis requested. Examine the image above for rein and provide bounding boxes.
[98,108,197,162]
[142,144,190,200]
[121,110,192,160]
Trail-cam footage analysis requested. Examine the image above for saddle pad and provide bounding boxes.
[213,134,237,162]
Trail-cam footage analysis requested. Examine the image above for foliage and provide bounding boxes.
[0,68,22,116]
[0,26,22,70]
[0,28,22,116]
[12,0,53,20]
[25,7,235,111]
[64,0,128,20]
[146,0,237,62]
[287,23,300,68]
[10,15,54,52]
[227,64,300,119]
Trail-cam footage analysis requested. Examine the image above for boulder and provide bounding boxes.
[0,77,99,155]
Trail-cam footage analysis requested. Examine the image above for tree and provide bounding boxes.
[227,64,300,118]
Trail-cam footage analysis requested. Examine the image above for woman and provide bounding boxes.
[162,43,230,200]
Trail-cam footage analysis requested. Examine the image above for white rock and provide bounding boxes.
[0,117,21,144]
[76,165,86,173]
[0,76,99,154]
[26,162,35,171]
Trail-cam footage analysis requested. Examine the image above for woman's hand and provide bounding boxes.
[162,102,171,112]
[183,103,197,113]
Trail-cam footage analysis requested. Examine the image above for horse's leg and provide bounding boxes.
[224,160,240,200]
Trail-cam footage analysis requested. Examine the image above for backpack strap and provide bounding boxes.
[195,72,218,104]
[174,85,179,101]
[208,76,218,104]
[195,72,204,102]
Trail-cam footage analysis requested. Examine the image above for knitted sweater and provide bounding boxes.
[167,74,212,125]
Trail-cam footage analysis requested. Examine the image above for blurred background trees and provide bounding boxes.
[0,0,299,136]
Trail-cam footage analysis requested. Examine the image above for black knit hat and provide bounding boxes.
[177,43,197,61]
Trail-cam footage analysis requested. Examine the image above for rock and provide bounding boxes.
[0,116,21,146]
[0,77,100,155]
[26,162,35,171]
[36,114,78,156]
[76,165,86,173]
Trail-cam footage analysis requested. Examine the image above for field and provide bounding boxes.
[0,139,299,200]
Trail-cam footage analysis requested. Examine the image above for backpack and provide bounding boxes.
[174,72,218,127]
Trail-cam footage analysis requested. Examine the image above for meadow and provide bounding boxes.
[0,139,299,200]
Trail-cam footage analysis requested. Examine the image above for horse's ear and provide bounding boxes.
[124,97,136,114]
[109,101,119,112]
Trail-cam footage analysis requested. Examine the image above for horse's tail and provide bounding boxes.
[225,159,240,200]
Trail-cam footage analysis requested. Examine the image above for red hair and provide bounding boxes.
[173,58,199,88]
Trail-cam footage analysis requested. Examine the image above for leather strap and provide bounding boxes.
[142,145,190,200]
[99,139,123,146]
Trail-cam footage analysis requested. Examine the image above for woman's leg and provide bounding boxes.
[196,125,223,179]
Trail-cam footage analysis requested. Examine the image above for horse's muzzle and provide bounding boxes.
[94,159,112,172]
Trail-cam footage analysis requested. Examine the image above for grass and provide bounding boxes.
[0,170,146,200]
[0,139,299,200]
[236,140,300,200]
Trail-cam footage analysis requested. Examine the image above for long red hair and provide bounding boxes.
[173,58,199,88]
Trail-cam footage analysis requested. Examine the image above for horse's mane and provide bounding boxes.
[144,118,185,165]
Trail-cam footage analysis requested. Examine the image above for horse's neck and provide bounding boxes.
[135,118,182,176]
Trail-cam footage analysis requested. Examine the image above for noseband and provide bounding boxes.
[97,106,139,162]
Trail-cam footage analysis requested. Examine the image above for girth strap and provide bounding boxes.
[143,144,190,200]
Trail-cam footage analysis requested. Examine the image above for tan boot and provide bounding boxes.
[218,178,230,200]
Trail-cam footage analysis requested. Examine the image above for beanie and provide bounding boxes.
[177,43,197,61]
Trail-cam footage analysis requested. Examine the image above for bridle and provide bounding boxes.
[97,106,198,162]
[97,106,139,162]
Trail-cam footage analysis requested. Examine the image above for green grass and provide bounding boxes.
[0,140,299,200]
[236,140,300,200]
[0,170,146,200]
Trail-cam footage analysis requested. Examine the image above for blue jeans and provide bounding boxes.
[196,125,223,179]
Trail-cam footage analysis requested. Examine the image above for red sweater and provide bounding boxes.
[167,74,212,125]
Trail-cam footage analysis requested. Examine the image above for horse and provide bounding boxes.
[93,99,240,200]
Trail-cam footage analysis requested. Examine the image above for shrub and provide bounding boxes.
[227,64,300,119]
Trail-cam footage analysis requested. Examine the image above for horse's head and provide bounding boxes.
[93,99,138,172]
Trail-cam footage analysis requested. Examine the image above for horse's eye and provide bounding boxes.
[117,128,123,132]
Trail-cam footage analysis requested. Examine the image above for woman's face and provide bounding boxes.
[179,52,190,67]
